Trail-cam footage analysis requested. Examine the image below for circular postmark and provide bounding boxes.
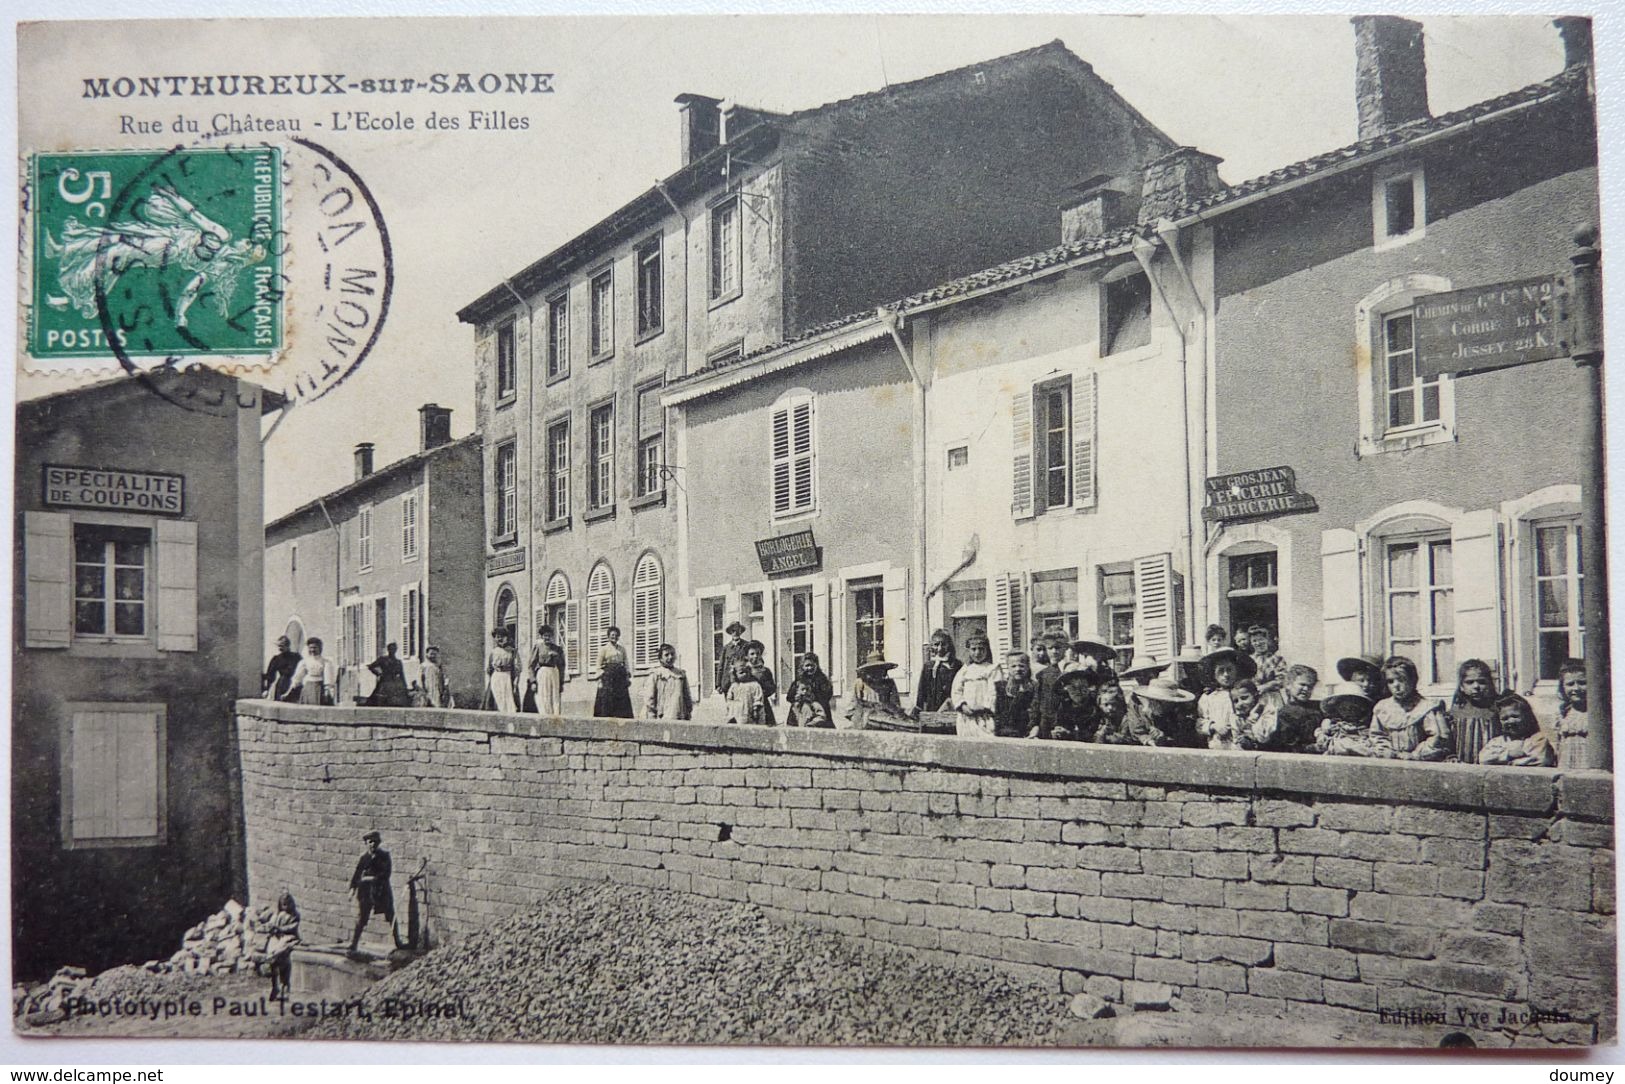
[39,136,393,412]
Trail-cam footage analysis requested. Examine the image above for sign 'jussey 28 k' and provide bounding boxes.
[42,464,185,515]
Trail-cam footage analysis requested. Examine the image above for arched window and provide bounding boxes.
[632,552,664,671]
[494,584,518,650]
[543,571,580,676]
[284,618,305,652]
[586,561,615,675]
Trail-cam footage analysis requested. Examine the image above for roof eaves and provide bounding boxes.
[265,434,478,533]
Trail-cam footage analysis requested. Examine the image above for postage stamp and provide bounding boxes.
[28,146,283,360]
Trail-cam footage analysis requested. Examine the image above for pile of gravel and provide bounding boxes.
[316,883,1073,1045]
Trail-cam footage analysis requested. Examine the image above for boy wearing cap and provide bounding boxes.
[348,831,395,954]
[718,621,749,696]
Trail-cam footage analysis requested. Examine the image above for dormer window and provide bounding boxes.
[1374,168,1425,249]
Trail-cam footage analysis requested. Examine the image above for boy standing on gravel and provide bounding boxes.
[348,830,395,955]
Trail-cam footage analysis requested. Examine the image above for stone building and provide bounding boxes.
[263,405,485,707]
[455,40,1178,712]
[13,369,274,978]
[1193,17,1598,709]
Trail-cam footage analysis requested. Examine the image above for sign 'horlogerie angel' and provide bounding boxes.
[45,185,267,330]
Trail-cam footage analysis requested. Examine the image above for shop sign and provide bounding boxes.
[755,529,821,575]
[42,464,185,515]
[1202,466,1317,523]
[486,548,526,577]
[1414,274,1569,379]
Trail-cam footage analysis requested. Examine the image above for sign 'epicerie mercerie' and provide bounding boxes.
[1202,465,1317,523]
[42,464,185,515]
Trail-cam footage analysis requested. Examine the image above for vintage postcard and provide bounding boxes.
[10,13,1617,1052]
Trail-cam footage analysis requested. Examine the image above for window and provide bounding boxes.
[1534,519,1584,682]
[1384,535,1454,687]
[73,525,149,638]
[710,197,741,302]
[632,552,663,671]
[495,442,517,539]
[741,591,765,648]
[782,586,814,689]
[702,597,726,695]
[1224,549,1279,639]
[544,572,581,676]
[1382,310,1441,432]
[590,268,614,360]
[496,321,516,401]
[494,585,518,649]
[545,421,570,524]
[1012,371,1096,520]
[771,394,815,517]
[944,581,987,660]
[61,705,165,848]
[357,506,373,570]
[589,401,615,511]
[401,493,419,562]
[1100,566,1135,669]
[636,382,664,498]
[1103,271,1152,355]
[850,578,884,675]
[947,446,969,471]
[1374,169,1425,247]
[400,584,423,658]
[547,293,569,381]
[1031,568,1080,639]
[291,543,297,575]
[374,597,389,660]
[635,235,663,338]
[586,562,614,674]
[341,598,365,667]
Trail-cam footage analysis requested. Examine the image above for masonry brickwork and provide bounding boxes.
[237,702,1615,1047]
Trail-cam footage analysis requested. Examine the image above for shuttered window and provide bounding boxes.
[496,321,516,400]
[358,505,374,570]
[401,493,419,561]
[400,584,423,658]
[632,552,663,671]
[636,381,664,497]
[496,443,518,537]
[771,395,815,517]
[25,513,196,653]
[1013,370,1097,519]
[636,235,663,338]
[710,197,741,301]
[1132,553,1179,663]
[62,705,166,848]
[543,572,572,671]
[545,422,569,524]
[73,524,149,638]
[586,561,614,676]
[547,293,569,380]
[590,268,614,359]
[993,574,1024,660]
[589,402,615,510]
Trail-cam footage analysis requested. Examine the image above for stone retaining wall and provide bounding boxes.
[237,701,1616,1046]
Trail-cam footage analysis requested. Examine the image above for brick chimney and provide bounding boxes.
[1061,183,1128,244]
[354,442,375,480]
[1555,16,1593,70]
[419,403,453,452]
[675,93,723,165]
[1137,149,1225,225]
[1352,16,1430,139]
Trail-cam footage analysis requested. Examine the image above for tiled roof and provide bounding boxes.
[669,66,1589,394]
[265,433,480,534]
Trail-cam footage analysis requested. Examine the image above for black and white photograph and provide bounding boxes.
[7,11,1618,1055]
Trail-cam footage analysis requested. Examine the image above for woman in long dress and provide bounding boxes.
[485,629,520,714]
[527,624,566,716]
[365,642,413,707]
[285,638,336,705]
[593,627,635,718]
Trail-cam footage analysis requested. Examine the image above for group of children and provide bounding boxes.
[912,621,1590,768]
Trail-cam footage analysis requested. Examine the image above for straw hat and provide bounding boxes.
[1057,667,1104,693]
[1120,654,1167,682]
[1070,638,1117,664]
[857,650,899,678]
[1131,675,1195,704]
[1336,653,1385,682]
[1201,647,1258,681]
[1321,681,1374,717]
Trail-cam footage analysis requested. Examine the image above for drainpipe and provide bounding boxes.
[656,181,696,660]
[500,278,535,657]
[878,305,929,683]
[1154,217,1214,634]
[1132,234,1198,649]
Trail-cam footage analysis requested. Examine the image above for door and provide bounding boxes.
[780,586,814,689]
[700,597,725,696]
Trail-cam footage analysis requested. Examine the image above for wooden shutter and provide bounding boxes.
[1011,390,1035,520]
[1452,510,1503,677]
[1132,553,1176,662]
[792,400,815,512]
[1072,370,1098,510]
[24,511,71,648]
[772,407,791,514]
[882,567,910,692]
[402,494,418,560]
[118,709,162,838]
[67,707,162,844]
[155,519,198,652]
[632,556,662,671]
[1320,528,1363,677]
[564,599,582,676]
[993,574,1023,659]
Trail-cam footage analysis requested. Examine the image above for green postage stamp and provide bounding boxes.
[28,146,282,360]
